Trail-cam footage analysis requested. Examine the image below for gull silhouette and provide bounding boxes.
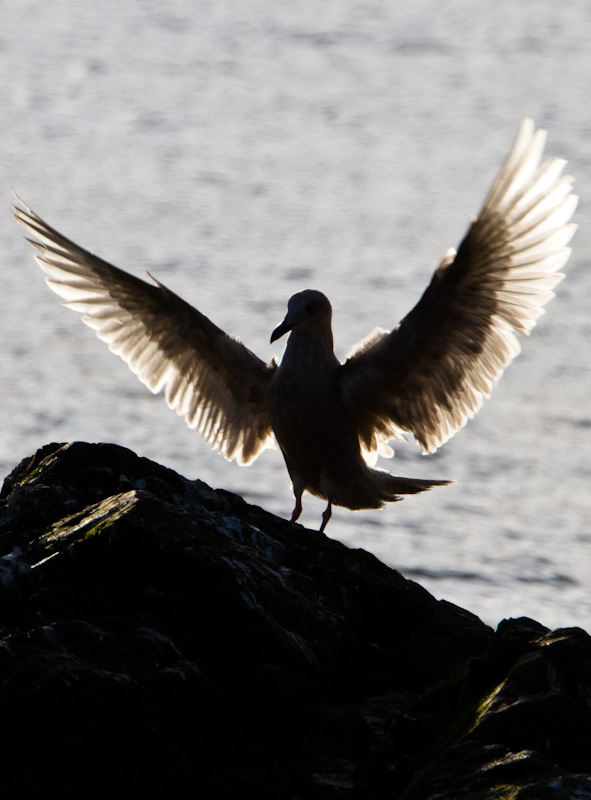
[14,120,577,531]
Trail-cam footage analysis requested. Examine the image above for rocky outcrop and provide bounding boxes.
[0,442,590,798]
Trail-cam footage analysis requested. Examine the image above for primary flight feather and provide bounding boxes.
[14,119,576,531]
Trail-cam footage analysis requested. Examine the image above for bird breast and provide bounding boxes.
[267,343,362,489]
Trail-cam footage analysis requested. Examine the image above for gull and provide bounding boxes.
[13,119,577,532]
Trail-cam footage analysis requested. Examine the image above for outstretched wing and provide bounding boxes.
[14,202,276,464]
[340,119,577,455]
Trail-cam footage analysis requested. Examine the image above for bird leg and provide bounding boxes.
[319,501,332,533]
[290,492,303,524]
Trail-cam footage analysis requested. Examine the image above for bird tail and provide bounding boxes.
[370,470,452,505]
[323,467,452,510]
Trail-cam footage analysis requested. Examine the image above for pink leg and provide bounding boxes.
[319,501,332,533]
[290,492,303,524]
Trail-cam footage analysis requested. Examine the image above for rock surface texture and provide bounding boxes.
[0,442,590,798]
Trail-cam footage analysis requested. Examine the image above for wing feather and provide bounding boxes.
[341,119,577,455]
[14,203,276,464]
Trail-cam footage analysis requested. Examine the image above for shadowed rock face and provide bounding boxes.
[0,442,590,798]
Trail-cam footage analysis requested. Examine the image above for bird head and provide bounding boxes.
[270,290,332,343]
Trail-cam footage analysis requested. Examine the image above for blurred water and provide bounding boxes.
[1,0,590,631]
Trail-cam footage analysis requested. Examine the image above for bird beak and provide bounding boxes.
[270,317,292,344]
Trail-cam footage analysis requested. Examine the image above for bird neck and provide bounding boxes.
[282,324,336,370]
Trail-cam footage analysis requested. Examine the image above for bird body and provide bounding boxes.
[267,290,450,529]
[13,119,577,530]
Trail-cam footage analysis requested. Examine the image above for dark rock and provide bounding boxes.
[0,442,590,798]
